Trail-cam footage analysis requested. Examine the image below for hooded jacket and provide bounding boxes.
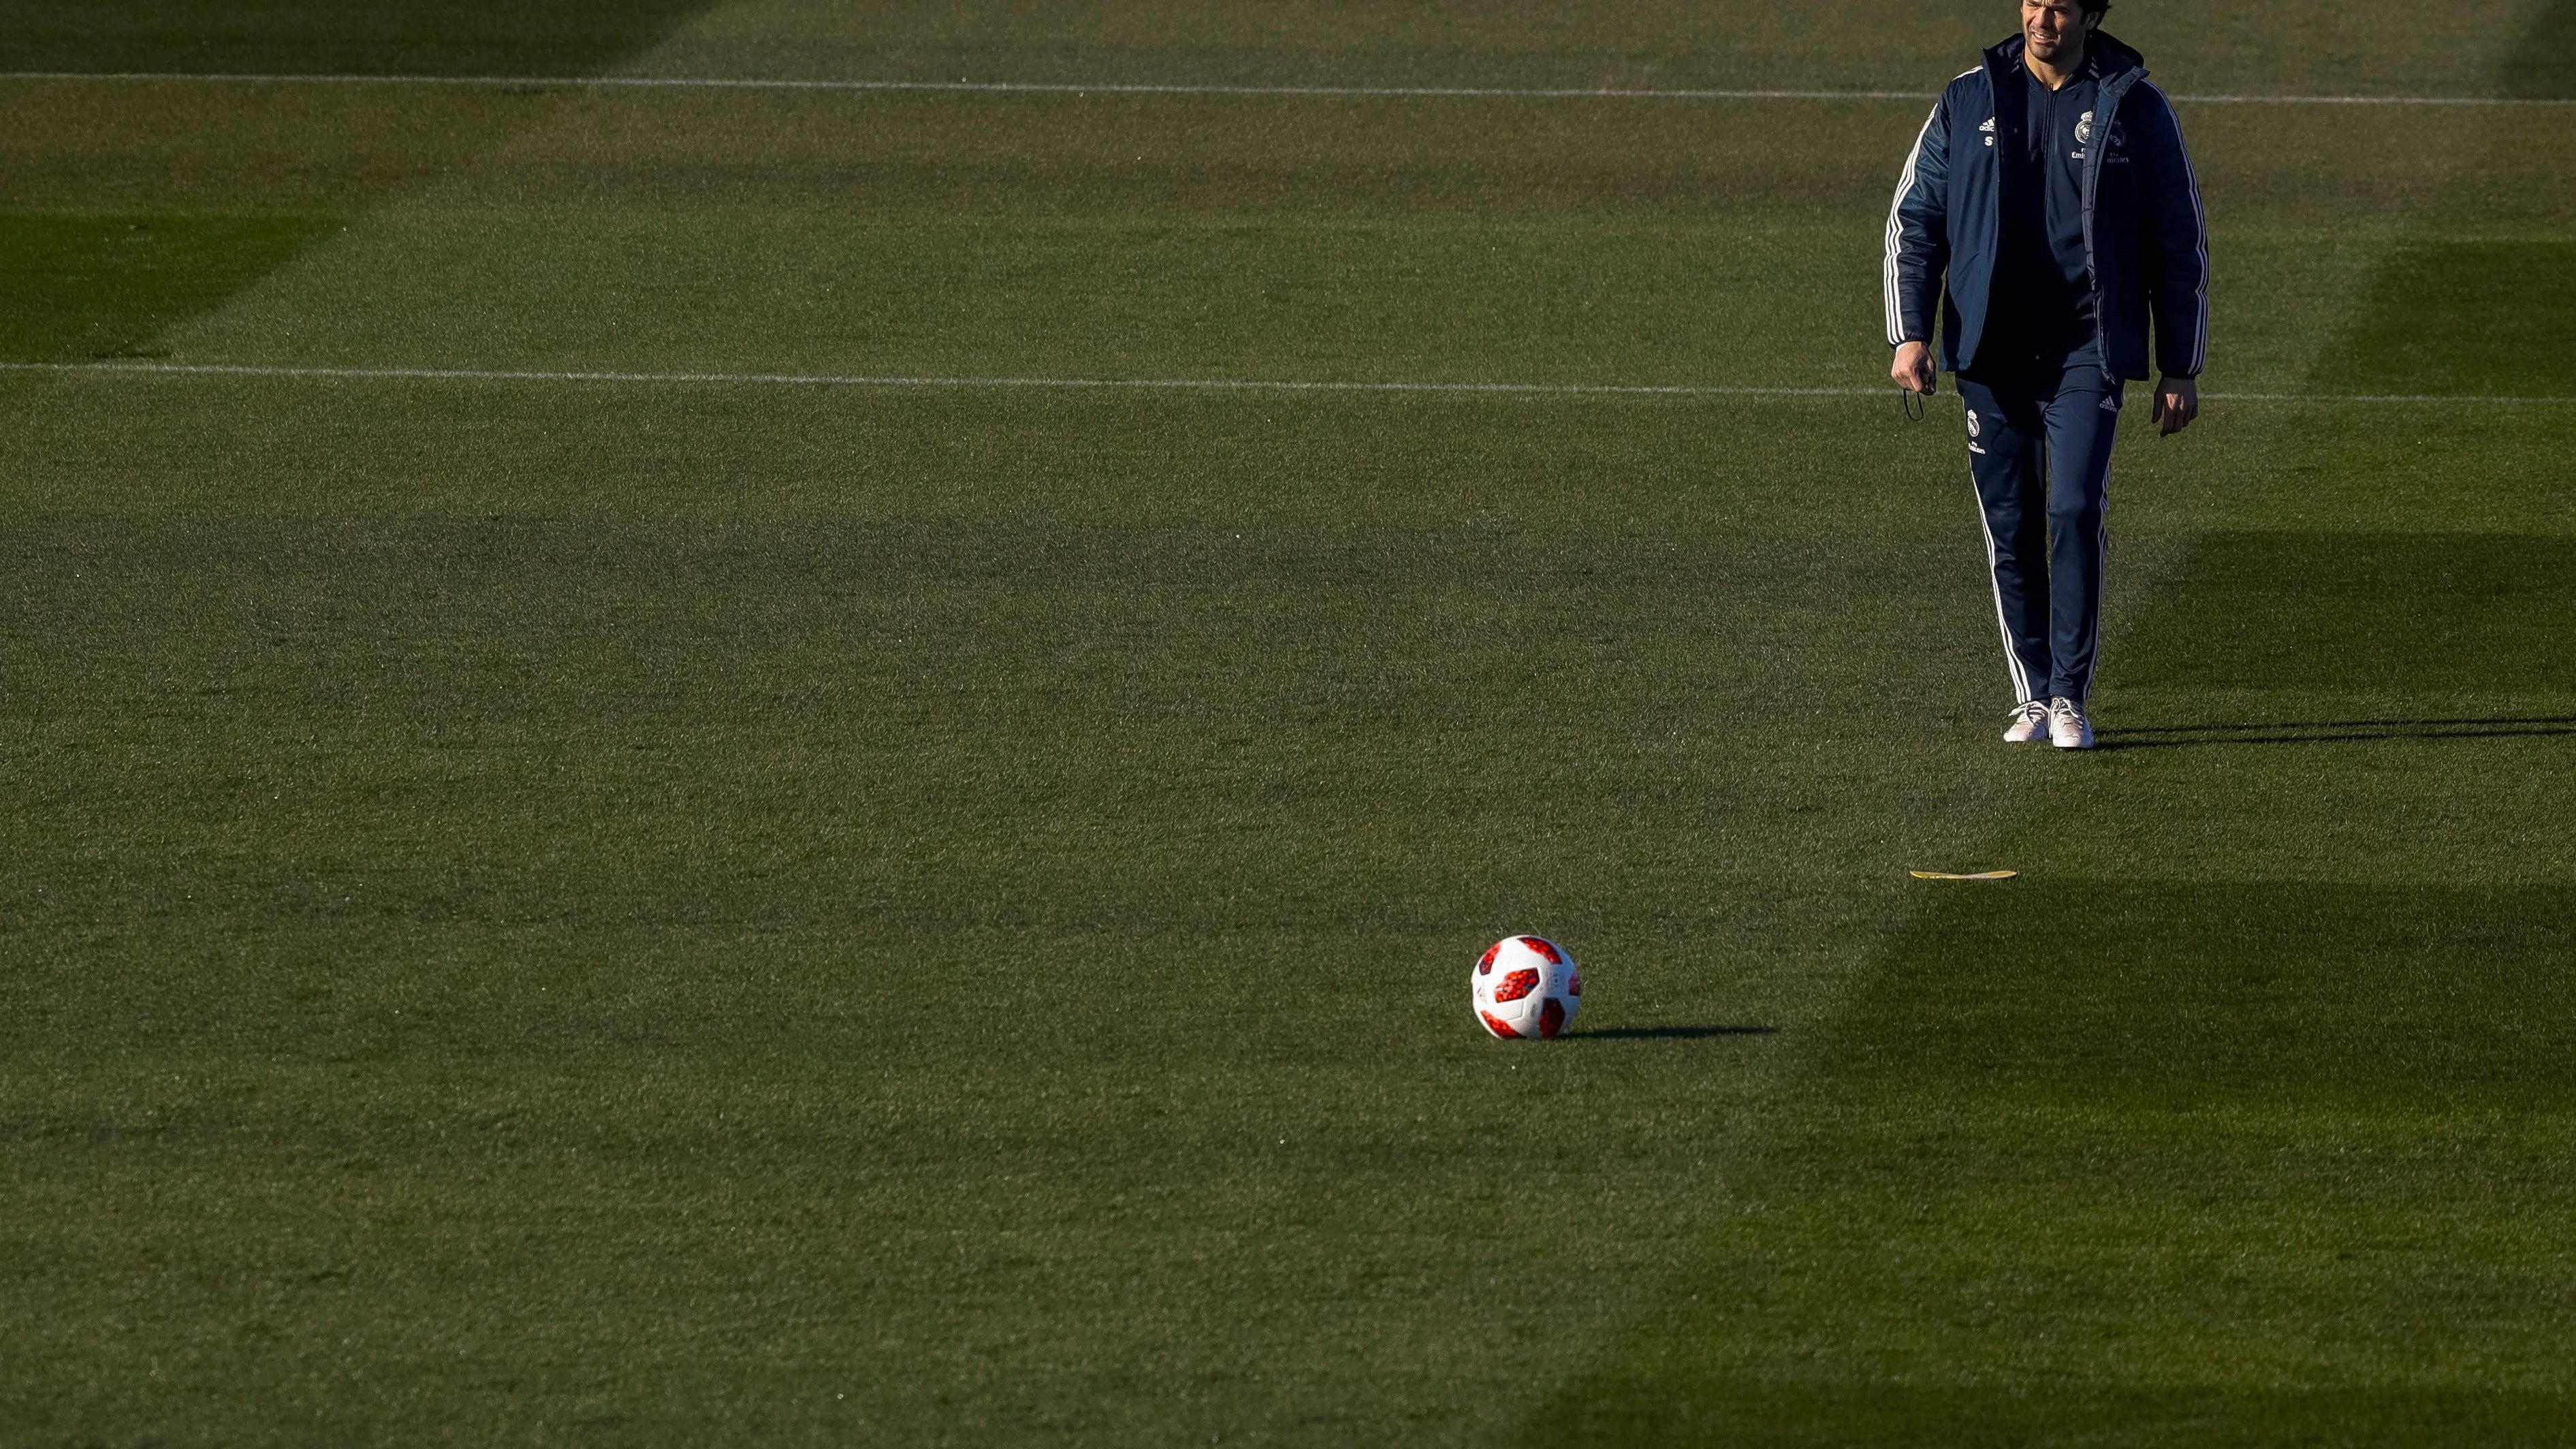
[1883,31,2208,381]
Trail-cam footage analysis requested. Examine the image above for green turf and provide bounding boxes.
[4,1,2575,1444]
[0,214,334,362]
[0,0,711,76]
[2511,0,2576,97]
[2327,241,2576,396]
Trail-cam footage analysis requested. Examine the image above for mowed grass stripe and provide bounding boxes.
[6,360,2573,404]
[10,70,2576,106]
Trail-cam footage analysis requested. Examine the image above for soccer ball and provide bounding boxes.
[1472,936,1581,1040]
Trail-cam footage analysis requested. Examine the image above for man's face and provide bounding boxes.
[2022,0,2099,63]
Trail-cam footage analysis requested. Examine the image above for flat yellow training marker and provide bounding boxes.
[1909,870,2018,880]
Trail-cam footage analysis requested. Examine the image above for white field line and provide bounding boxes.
[3,360,2569,404]
[4,70,2574,106]
[0,361,1864,396]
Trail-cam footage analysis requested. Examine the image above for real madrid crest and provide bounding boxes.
[2074,110,2094,146]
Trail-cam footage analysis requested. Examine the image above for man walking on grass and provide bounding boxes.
[1886,0,2208,749]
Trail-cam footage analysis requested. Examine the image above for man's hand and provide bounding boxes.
[1892,340,1937,396]
[2151,375,2199,436]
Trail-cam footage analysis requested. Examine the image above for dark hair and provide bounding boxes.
[2081,0,2111,14]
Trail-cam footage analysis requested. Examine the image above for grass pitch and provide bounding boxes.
[3,1,2575,1444]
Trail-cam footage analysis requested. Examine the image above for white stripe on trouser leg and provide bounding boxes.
[1971,472,2035,704]
[2084,468,2110,705]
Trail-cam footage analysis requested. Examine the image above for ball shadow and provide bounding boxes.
[1569,1025,1779,1040]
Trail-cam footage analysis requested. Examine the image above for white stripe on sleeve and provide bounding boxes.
[1883,102,1941,346]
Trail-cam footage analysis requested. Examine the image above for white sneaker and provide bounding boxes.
[2048,697,2095,750]
[2003,700,2050,743]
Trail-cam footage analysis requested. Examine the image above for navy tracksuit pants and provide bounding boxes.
[1957,366,2122,705]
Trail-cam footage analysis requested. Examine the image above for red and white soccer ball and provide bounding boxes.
[1473,935,1581,1040]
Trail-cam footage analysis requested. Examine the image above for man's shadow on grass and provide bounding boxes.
[2096,714,2576,750]
[1572,1025,1778,1040]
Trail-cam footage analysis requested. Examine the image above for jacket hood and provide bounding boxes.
[1983,29,2147,81]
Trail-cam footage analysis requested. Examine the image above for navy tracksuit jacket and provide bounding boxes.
[1883,31,2208,705]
